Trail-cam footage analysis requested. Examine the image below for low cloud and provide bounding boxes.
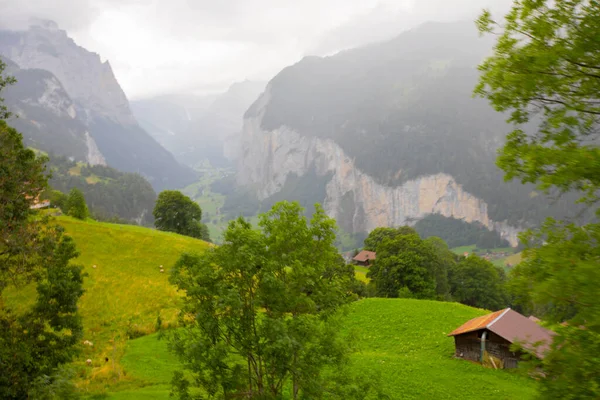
[0,0,514,98]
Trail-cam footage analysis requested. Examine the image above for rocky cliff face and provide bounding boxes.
[2,58,105,165]
[0,20,133,125]
[0,21,196,191]
[238,87,520,246]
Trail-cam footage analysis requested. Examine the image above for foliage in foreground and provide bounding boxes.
[0,118,85,398]
[477,0,600,398]
[115,299,538,400]
[168,201,375,399]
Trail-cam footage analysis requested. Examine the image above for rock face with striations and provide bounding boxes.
[237,21,574,246]
[2,56,105,164]
[0,20,196,190]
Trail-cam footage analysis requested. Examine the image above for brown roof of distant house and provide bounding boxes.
[353,250,376,263]
[448,308,555,358]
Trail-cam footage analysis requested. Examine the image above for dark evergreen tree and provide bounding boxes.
[0,118,85,398]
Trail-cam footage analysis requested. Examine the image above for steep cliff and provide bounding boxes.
[239,91,520,246]
[0,21,196,190]
[238,21,576,245]
[0,20,132,124]
[2,57,105,164]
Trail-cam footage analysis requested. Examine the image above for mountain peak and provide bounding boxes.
[30,19,60,32]
[0,22,134,125]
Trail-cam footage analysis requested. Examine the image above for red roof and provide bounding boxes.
[353,250,376,263]
[448,308,555,358]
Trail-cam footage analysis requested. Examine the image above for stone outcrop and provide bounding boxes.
[0,21,197,190]
[3,60,106,165]
[0,20,134,125]
[238,86,520,246]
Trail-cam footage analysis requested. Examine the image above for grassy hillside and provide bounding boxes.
[5,216,209,394]
[103,299,537,399]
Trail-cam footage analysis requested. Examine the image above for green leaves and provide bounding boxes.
[153,190,210,241]
[0,59,16,120]
[66,188,89,220]
[366,229,450,300]
[476,1,600,203]
[478,2,600,397]
[449,255,509,310]
[0,119,84,397]
[169,201,363,399]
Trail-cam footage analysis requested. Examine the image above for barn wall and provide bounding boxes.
[453,330,520,369]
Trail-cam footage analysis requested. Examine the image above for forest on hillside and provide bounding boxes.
[46,155,157,225]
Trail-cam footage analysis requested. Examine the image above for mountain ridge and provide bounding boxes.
[0,21,196,191]
[238,20,579,241]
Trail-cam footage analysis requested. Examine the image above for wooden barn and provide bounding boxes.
[448,308,554,369]
[352,250,376,267]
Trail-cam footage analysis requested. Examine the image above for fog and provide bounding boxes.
[0,0,512,98]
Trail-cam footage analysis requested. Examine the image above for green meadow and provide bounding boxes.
[7,216,535,398]
[102,299,537,399]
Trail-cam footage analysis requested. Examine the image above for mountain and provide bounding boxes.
[237,21,578,246]
[1,56,105,164]
[131,80,265,168]
[0,20,196,191]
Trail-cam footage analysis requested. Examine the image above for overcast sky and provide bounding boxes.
[1,0,512,99]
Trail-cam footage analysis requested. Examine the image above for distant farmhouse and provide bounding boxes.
[352,250,376,267]
[448,308,554,369]
[30,199,51,210]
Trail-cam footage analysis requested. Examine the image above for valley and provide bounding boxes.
[1,1,598,397]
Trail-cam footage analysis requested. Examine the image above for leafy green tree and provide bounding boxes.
[367,233,438,299]
[476,0,600,206]
[153,190,210,241]
[168,201,375,399]
[423,236,457,300]
[449,255,509,310]
[0,120,85,398]
[477,1,600,397]
[0,60,16,119]
[66,187,88,219]
[363,226,417,251]
[45,189,68,212]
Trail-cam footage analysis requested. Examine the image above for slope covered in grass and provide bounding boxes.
[5,215,209,393]
[106,299,537,399]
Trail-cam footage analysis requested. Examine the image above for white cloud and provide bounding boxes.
[0,0,513,98]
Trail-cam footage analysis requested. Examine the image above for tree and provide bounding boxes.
[45,189,68,212]
[0,60,16,119]
[476,1,600,397]
[476,1,600,206]
[153,190,210,241]
[168,201,376,399]
[66,187,88,219]
[449,255,509,310]
[0,120,85,398]
[367,233,438,299]
[423,236,457,300]
[363,226,417,251]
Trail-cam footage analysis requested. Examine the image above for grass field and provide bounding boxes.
[451,244,522,270]
[6,215,536,398]
[5,216,210,395]
[101,299,537,399]
[354,265,370,283]
[182,168,232,242]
